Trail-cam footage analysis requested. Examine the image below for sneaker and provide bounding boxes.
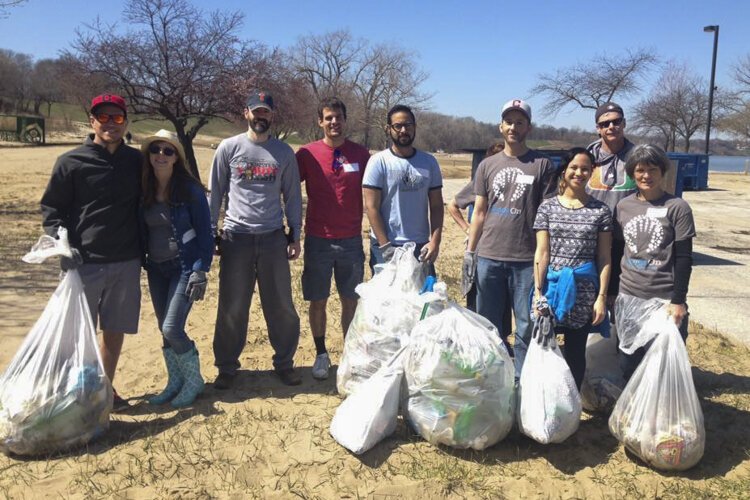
[112,389,131,412]
[275,367,302,386]
[312,353,331,380]
[213,372,236,390]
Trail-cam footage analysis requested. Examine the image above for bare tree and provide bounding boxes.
[0,49,32,112]
[71,0,275,180]
[718,54,750,143]
[632,62,709,152]
[291,30,432,149]
[30,59,65,116]
[531,48,658,116]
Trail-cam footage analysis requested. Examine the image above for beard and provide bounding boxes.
[391,131,415,147]
[250,118,270,134]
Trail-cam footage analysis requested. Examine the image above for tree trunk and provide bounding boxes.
[173,123,202,182]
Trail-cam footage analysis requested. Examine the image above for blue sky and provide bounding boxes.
[1,0,748,130]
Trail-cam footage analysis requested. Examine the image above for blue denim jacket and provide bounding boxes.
[140,181,214,273]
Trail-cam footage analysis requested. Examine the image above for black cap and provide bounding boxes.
[595,102,624,122]
[246,90,274,111]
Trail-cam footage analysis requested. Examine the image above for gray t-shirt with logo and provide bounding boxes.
[473,150,557,261]
[363,148,443,244]
[614,193,696,300]
[209,133,302,238]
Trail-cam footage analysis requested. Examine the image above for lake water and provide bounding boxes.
[709,155,750,173]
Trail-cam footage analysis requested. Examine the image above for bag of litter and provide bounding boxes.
[404,304,515,450]
[580,326,625,413]
[330,347,407,455]
[0,229,112,456]
[518,313,582,444]
[337,243,437,396]
[609,304,704,471]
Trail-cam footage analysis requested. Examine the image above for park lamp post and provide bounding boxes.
[703,25,719,155]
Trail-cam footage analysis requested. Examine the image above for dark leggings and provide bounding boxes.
[557,322,592,391]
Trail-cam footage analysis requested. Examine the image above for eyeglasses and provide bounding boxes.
[597,117,624,129]
[390,122,414,132]
[94,113,126,125]
[332,149,343,174]
[148,144,177,157]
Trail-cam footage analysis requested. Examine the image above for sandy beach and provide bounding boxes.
[0,145,748,499]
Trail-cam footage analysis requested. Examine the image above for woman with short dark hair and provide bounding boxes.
[612,144,696,380]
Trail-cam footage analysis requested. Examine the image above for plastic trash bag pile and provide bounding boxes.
[332,247,515,453]
[337,243,434,397]
[609,294,705,471]
[0,229,112,456]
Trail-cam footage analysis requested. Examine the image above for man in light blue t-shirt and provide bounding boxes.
[363,104,444,274]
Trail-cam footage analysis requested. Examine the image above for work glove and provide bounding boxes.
[461,251,477,297]
[60,248,83,271]
[379,242,396,263]
[531,298,555,348]
[186,271,207,303]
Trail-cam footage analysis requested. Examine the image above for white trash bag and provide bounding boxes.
[330,347,407,455]
[337,243,436,396]
[405,304,515,450]
[0,229,112,456]
[518,314,582,444]
[580,326,625,413]
[609,298,705,471]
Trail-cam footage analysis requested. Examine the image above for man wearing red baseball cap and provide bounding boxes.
[41,93,142,411]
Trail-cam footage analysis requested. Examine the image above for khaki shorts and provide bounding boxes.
[77,258,142,334]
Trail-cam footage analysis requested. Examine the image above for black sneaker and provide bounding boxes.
[112,389,131,412]
[275,368,302,386]
[213,372,236,390]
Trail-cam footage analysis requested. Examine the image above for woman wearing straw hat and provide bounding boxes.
[140,129,213,407]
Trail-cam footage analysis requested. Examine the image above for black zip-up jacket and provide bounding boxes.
[41,135,142,263]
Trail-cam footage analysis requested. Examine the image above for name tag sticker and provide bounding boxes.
[516,174,535,185]
[647,208,668,218]
[182,228,196,243]
[343,162,359,172]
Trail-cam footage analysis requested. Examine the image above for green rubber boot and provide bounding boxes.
[171,345,205,408]
[149,347,184,405]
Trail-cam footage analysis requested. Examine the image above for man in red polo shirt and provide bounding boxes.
[296,97,370,380]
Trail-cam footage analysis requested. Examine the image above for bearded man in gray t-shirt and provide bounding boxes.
[465,99,557,378]
[209,91,303,389]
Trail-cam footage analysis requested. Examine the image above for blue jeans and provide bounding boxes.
[146,258,193,354]
[476,257,534,378]
[368,237,436,277]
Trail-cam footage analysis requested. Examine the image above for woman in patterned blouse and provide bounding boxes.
[532,147,613,389]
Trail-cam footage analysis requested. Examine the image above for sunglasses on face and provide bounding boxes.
[94,113,126,125]
[332,149,343,174]
[597,117,624,129]
[148,144,177,157]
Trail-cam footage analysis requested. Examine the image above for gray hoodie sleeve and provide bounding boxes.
[280,149,302,241]
[208,141,231,233]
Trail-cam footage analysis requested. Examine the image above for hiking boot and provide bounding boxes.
[213,372,236,390]
[112,389,131,412]
[312,353,331,380]
[275,367,302,386]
